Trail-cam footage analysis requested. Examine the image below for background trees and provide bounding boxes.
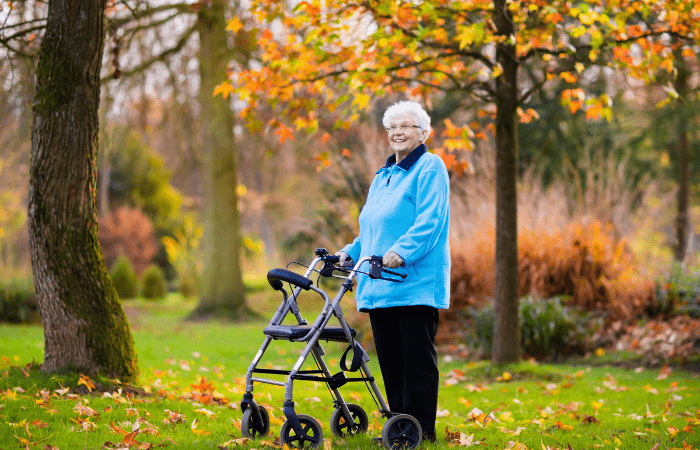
[229,0,700,362]
[0,0,698,374]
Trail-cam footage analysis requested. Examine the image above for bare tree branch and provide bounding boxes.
[101,23,196,82]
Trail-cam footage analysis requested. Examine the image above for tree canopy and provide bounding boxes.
[227,0,699,148]
[219,0,700,362]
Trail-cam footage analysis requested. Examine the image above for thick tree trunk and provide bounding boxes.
[492,0,522,363]
[192,1,248,319]
[29,0,138,381]
[674,51,689,263]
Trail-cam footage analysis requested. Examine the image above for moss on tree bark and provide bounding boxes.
[29,0,138,382]
[190,0,251,321]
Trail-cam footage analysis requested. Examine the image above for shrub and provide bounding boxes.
[140,264,166,300]
[0,276,38,323]
[654,263,700,318]
[177,266,199,298]
[451,221,656,321]
[468,296,595,360]
[98,207,158,275]
[110,254,138,299]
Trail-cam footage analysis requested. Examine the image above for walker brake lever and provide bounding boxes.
[382,267,407,280]
[320,254,341,277]
[368,256,407,281]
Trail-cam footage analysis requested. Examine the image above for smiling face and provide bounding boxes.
[387,114,428,156]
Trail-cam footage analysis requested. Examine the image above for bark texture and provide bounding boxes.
[192,1,248,319]
[674,50,690,263]
[492,0,522,363]
[29,0,138,381]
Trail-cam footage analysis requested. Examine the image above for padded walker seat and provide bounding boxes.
[263,324,356,342]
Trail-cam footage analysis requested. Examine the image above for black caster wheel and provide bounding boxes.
[381,414,422,449]
[241,405,270,438]
[330,403,368,437]
[280,414,324,449]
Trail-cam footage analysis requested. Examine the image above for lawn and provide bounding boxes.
[1,293,699,450]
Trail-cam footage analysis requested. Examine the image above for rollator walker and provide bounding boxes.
[239,248,424,449]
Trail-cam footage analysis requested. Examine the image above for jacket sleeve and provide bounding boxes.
[388,168,449,265]
[341,236,361,263]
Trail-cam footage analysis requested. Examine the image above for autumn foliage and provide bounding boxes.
[450,221,655,320]
[98,207,159,275]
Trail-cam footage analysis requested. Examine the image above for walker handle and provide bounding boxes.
[369,255,407,281]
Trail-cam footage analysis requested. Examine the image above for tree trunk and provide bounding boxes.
[674,50,689,263]
[28,0,138,381]
[492,0,522,363]
[192,1,248,319]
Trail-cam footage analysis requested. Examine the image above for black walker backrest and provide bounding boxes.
[267,268,314,291]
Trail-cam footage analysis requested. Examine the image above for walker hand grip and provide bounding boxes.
[368,256,407,281]
[267,268,314,291]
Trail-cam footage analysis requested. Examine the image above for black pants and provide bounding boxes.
[369,305,440,441]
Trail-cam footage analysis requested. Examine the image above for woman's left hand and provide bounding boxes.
[383,251,404,269]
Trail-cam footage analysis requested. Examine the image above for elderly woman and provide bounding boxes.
[336,100,450,442]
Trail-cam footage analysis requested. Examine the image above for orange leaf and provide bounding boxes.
[109,421,130,436]
[190,419,211,436]
[274,125,295,144]
[213,82,235,99]
[555,421,574,431]
[30,419,48,428]
[123,430,141,445]
[78,374,95,392]
[226,17,243,33]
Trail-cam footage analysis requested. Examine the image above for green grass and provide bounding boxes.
[1,293,699,449]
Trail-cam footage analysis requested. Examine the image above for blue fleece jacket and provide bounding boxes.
[342,144,450,311]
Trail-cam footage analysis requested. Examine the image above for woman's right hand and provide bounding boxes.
[334,251,353,268]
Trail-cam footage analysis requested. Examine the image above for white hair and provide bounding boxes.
[382,101,432,137]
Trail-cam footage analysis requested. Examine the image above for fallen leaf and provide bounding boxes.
[194,408,216,418]
[109,421,130,436]
[555,421,574,431]
[218,437,251,448]
[54,387,70,396]
[78,374,96,392]
[31,419,48,428]
[190,419,211,436]
[445,427,475,447]
[73,404,98,417]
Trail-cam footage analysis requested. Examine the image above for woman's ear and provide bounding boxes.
[420,129,429,143]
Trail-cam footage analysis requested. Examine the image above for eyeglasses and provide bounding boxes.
[385,124,421,132]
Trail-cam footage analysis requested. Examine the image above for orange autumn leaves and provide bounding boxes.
[5,371,237,450]
[439,366,700,449]
[212,0,699,178]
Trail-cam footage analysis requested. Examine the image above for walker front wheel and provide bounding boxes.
[280,415,323,449]
[381,414,422,449]
[330,403,368,437]
[241,405,270,438]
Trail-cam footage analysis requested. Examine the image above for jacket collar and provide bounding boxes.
[379,144,427,172]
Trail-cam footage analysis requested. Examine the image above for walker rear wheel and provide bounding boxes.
[330,403,368,437]
[241,405,270,438]
[381,414,422,449]
[280,415,323,449]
